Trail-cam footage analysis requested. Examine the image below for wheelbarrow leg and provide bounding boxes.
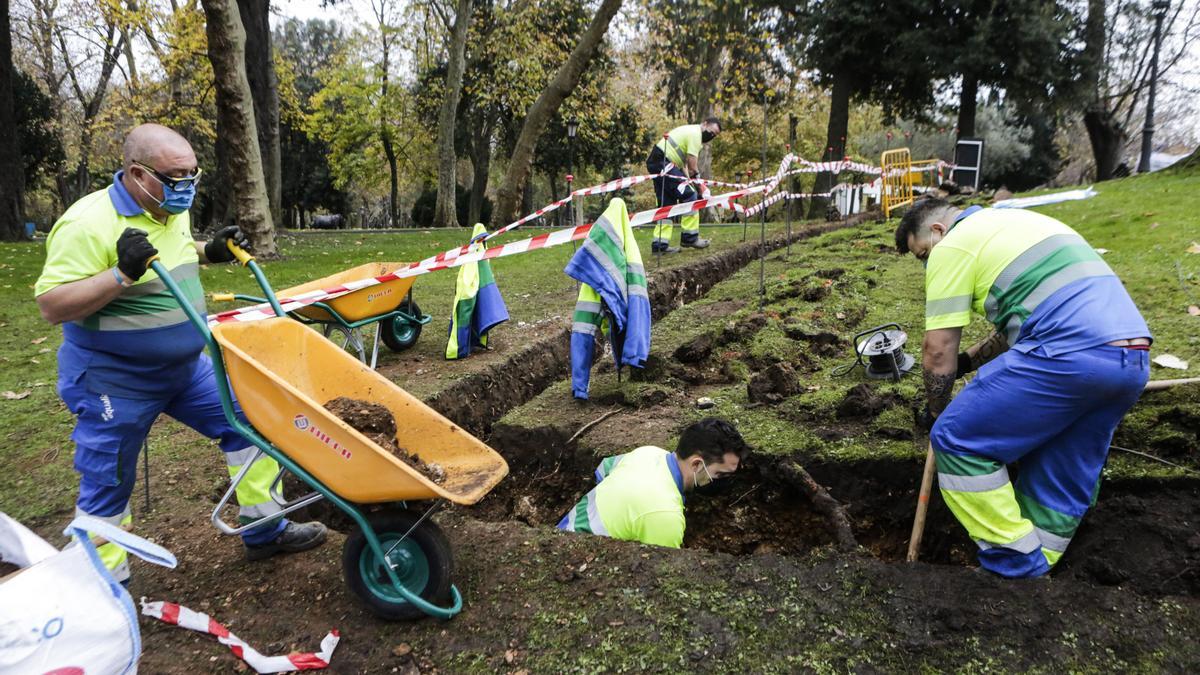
[211,448,326,536]
[369,322,382,370]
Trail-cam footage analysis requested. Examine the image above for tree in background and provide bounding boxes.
[777,0,943,217]
[274,18,348,227]
[238,0,281,228]
[1079,0,1200,180]
[945,0,1074,139]
[638,0,776,178]
[1,0,25,241]
[490,0,623,227]
[201,0,275,253]
[432,0,471,228]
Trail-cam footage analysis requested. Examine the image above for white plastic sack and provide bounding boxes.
[0,513,176,675]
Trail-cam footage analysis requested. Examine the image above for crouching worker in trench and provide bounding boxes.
[897,198,1150,578]
[556,418,749,547]
[34,123,328,584]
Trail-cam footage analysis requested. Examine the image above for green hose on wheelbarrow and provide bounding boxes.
[148,244,507,620]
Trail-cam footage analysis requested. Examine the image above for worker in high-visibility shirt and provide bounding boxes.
[897,197,1151,578]
[34,123,328,585]
[556,417,748,547]
[646,117,722,254]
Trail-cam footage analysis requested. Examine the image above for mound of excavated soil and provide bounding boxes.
[836,382,901,419]
[747,362,802,404]
[323,396,445,484]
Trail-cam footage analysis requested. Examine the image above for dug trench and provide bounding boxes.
[473,422,1200,598]
[420,215,873,438]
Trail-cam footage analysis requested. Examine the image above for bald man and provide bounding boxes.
[35,124,327,584]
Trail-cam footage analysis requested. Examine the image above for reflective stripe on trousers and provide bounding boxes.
[224,445,285,527]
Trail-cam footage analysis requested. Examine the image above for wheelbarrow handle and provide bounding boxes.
[226,239,254,266]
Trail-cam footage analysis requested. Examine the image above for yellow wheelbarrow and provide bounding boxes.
[152,245,508,620]
[214,262,431,369]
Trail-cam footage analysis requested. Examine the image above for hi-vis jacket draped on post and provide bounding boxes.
[565,198,652,400]
[556,445,686,548]
[647,124,703,252]
[925,206,1151,578]
[34,172,289,582]
[446,223,509,359]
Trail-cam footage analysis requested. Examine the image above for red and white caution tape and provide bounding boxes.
[628,184,769,227]
[209,223,596,324]
[141,599,339,673]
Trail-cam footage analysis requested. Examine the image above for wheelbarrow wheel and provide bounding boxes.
[342,508,453,621]
[381,299,422,352]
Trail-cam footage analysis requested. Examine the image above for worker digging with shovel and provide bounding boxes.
[897,197,1151,578]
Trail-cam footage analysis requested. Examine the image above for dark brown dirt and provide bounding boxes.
[836,382,901,419]
[323,396,446,484]
[747,362,802,404]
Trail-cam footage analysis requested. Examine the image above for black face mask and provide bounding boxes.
[702,130,717,144]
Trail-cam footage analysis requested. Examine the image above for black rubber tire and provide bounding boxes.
[380,297,422,352]
[341,508,454,621]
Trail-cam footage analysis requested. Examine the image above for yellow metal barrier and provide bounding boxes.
[909,159,942,192]
[881,148,914,218]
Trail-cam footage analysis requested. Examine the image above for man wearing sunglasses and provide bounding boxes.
[34,123,327,586]
[557,417,749,548]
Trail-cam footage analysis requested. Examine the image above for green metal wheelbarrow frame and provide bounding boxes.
[151,254,462,620]
[217,291,432,369]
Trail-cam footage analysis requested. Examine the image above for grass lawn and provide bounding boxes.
[0,215,797,523]
[499,167,1200,477]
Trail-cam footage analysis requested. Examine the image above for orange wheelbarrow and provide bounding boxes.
[152,245,507,620]
[214,262,431,368]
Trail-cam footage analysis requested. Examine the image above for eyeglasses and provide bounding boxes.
[134,161,203,191]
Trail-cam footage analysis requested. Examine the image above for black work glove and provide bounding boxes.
[956,352,974,379]
[116,227,158,282]
[915,404,937,433]
[204,226,250,264]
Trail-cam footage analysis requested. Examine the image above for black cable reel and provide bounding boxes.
[832,323,916,381]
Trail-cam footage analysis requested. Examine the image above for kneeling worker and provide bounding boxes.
[898,198,1150,578]
[557,417,749,548]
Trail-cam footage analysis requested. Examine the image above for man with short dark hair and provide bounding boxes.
[896,197,1150,578]
[646,117,722,253]
[557,417,749,548]
[35,123,327,584]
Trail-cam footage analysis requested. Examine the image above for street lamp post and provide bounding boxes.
[566,117,579,227]
[1139,0,1170,174]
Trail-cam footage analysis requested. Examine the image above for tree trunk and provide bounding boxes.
[201,0,277,255]
[433,0,472,228]
[467,119,490,226]
[1083,109,1127,181]
[382,134,398,227]
[695,44,726,180]
[238,0,282,228]
[490,0,623,227]
[808,74,851,219]
[0,0,25,241]
[957,73,978,139]
[1080,0,1124,181]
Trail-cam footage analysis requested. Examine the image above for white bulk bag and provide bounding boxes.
[0,513,176,675]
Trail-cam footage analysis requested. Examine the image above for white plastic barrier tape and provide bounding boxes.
[209,223,597,324]
[141,599,339,673]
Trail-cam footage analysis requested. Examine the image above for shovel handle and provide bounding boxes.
[907,442,936,562]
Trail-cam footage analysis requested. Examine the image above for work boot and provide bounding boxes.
[652,245,681,254]
[681,238,710,249]
[245,521,328,561]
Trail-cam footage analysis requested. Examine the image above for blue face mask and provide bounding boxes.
[158,182,197,214]
[134,167,198,215]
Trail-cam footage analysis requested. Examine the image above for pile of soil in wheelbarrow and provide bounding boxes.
[323,396,446,484]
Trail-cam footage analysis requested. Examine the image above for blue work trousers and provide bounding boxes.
[931,344,1149,577]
